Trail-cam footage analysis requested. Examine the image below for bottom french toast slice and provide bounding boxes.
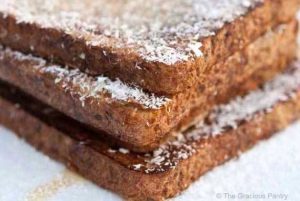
[0,61,300,200]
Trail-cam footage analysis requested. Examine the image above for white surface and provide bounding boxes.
[0,122,299,201]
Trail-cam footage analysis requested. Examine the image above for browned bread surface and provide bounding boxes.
[0,61,300,200]
[0,21,297,152]
[0,0,298,94]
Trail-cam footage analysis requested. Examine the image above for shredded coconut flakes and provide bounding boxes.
[118,148,130,154]
[0,46,170,109]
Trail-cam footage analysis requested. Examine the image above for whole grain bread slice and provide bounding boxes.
[1,61,300,200]
[0,0,298,94]
[0,21,297,152]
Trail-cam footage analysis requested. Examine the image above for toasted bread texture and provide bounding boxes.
[0,0,298,94]
[1,61,300,200]
[0,22,297,152]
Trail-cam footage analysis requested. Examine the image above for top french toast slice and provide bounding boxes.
[0,0,298,94]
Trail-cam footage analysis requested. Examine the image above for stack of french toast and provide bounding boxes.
[0,0,300,200]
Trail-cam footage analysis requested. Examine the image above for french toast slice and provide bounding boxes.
[0,0,298,94]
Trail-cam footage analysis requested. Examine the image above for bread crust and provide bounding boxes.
[0,77,300,200]
[0,22,297,152]
[0,0,298,94]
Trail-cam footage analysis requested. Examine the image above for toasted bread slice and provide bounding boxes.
[0,0,298,94]
[0,22,297,152]
[1,61,300,200]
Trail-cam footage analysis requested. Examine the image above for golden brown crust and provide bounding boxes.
[0,21,297,152]
[0,80,300,200]
[0,0,298,94]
